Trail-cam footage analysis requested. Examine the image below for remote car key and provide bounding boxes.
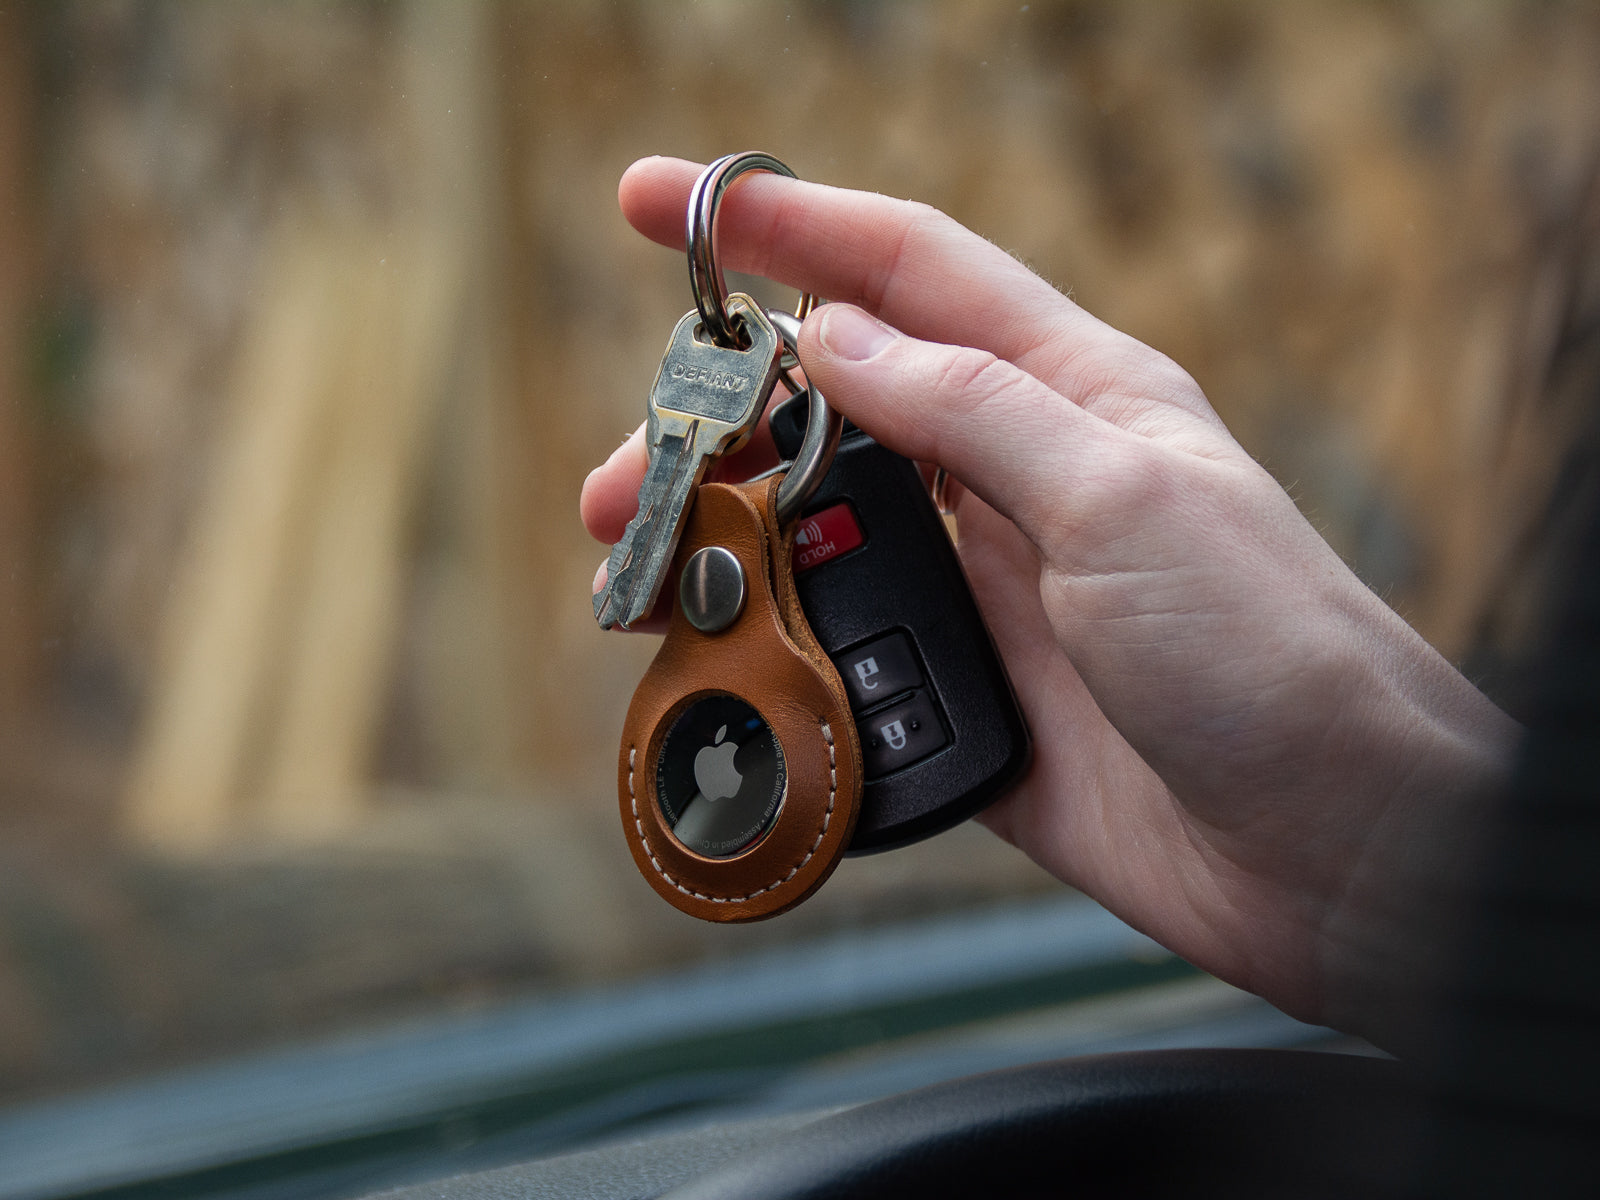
[770,397,1031,853]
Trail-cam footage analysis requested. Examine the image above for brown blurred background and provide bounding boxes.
[1,0,1598,1105]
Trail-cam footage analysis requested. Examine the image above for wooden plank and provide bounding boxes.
[254,226,460,835]
[383,0,519,789]
[123,228,341,849]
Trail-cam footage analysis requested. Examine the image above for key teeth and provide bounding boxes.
[595,539,641,629]
[595,577,649,631]
[616,594,650,630]
[595,600,636,632]
[594,569,617,627]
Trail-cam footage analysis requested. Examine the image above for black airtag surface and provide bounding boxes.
[656,694,785,858]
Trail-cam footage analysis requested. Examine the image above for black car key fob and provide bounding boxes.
[769,397,1031,853]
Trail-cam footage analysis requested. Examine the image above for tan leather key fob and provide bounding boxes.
[618,476,863,922]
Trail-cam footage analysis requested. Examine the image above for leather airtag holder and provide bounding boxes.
[618,476,863,922]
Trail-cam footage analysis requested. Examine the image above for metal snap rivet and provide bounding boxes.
[680,546,746,633]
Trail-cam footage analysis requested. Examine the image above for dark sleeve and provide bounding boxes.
[1411,464,1600,1196]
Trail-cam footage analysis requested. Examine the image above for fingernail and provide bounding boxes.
[592,559,609,595]
[819,305,898,361]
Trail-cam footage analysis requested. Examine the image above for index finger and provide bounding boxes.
[618,156,1118,385]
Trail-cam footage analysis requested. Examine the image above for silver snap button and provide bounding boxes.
[679,546,746,633]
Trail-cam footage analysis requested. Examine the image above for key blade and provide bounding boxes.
[594,429,702,629]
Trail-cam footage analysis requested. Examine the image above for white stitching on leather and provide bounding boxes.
[628,722,838,904]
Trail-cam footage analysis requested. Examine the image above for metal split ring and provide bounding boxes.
[688,153,817,349]
[684,154,835,523]
[767,308,840,525]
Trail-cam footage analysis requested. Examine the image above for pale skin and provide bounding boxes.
[581,156,1522,1046]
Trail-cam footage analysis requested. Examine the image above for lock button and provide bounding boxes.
[832,631,924,711]
[858,689,949,779]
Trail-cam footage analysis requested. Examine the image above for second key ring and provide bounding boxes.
[689,153,817,349]
[767,307,841,526]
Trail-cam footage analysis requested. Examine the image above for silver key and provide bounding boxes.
[595,295,781,630]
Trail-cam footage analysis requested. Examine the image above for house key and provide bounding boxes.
[593,295,782,630]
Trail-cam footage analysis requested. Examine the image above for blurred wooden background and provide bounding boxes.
[1,0,1598,1102]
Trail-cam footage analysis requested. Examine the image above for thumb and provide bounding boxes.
[797,303,1137,550]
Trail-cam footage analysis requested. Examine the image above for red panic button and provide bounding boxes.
[791,502,864,574]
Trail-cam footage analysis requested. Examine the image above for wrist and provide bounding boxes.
[1311,604,1522,1050]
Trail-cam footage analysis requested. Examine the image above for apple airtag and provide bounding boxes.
[656,694,786,858]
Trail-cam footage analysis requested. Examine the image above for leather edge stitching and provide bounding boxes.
[627,721,838,905]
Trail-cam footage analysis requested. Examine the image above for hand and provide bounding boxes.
[582,157,1521,1041]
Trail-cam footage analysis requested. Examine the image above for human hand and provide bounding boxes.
[582,157,1521,1041]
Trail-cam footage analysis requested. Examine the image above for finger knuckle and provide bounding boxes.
[1073,442,1175,528]
[861,199,959,312]
[927,344,1012,404]
[901,197,958,235]
[917,347,1053,472]
[1139,350,1205,407]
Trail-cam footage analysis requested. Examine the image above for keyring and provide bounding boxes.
[766,308,841,525]
[689,153,817,349]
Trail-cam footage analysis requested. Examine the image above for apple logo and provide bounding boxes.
[693,724,743,802]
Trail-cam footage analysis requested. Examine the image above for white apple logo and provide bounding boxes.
[693,724,743,802]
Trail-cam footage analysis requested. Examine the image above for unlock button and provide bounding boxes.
[858,689,949,780]
[833,631,923,712]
